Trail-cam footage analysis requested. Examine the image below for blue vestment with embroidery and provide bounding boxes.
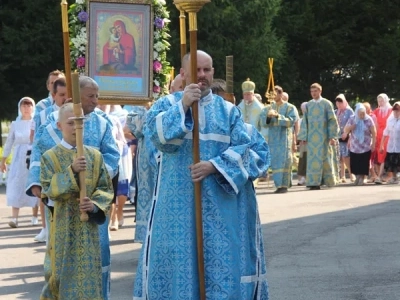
[126,107,159,243]
[133,92,270,300]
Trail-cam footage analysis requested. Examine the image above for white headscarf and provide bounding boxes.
[390,102,400,119]
[377,93,392,114]
[16,97,35,120]
[354,103,367,143]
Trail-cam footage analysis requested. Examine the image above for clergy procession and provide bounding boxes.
[1,0,400,299]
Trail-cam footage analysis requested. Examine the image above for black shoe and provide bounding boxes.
[274,187,288,194]
[309,186,321,190]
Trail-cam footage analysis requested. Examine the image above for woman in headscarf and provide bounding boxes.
[373,93,392,184]
[380,102,400,184]
[363,102,378,182]
[335,94,355,183]
[344,103,376,185]
[0,97,39,228]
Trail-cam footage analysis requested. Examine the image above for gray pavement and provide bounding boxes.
[0,181,399,300]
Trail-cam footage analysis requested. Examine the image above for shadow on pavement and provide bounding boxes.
[262,199,400,300]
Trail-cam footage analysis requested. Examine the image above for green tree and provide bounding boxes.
[275,0,400,106]
[166,0,284,101]
[0,0,64,120]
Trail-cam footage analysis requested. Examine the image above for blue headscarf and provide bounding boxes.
[353,103,366,143]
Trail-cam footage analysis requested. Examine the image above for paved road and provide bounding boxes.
[0,181,399,300]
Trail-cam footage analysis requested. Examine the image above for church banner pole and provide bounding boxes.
[61,0,73,98]
[173,1,210,299]
[225,55,235,104]
[71,72,89,222]
[177,5,187,87]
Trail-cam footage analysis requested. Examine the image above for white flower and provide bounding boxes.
[153,93,160,99]
[154,41,164,52]
[162,32,171,39]
[154,32,160,40]
[76,0,85,4]
[153,51,158,60]
[154,80,160,87]
[155,0,166,5]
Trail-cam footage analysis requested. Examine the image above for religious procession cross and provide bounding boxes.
[265,57,275,104]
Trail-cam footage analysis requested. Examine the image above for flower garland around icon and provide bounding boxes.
[68,0,171,99]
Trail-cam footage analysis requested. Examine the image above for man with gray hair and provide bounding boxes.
[26,76,119,300]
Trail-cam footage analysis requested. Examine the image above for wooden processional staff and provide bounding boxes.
[173,0,210,299]
[225,55,235,104]
[265,57,275,103]
[61,0,88,222]
[177,5,187,87]
[60,0,73,97]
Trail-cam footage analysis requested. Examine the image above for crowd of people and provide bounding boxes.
[2,49,400,299]
[232,80,400,192]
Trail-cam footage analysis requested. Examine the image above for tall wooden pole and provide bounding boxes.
[61,0,73,98]
[178,6,187,87]
[225,55,235,104]
[71,73,89,222]
[174,1,210,299]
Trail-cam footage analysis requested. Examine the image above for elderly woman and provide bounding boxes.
[373,93,392,184]
[343,103,376,185]
[381,102,400,184]
[363,102,378,182]
[335,94,355,183]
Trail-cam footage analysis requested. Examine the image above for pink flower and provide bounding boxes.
[153,85,161,93]
[77,57,85,68]
[153,60,162,73]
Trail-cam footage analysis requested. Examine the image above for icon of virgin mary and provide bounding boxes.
[101,20,137,73]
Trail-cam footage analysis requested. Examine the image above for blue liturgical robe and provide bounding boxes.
[35,95,53,115]
[126,107,160,243]
[260,102,298,189]
[133,91,270,300]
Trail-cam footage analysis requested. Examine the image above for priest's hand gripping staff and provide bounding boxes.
[71,73,89,222]
[173,1,210,299]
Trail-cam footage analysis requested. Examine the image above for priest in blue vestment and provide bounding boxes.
[126,107,160,243]
[133,50,270,300]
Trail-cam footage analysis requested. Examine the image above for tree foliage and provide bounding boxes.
[0,0,64,120]
[166,0,284,100]
[275,0,400,105]
[1,0,400,118]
